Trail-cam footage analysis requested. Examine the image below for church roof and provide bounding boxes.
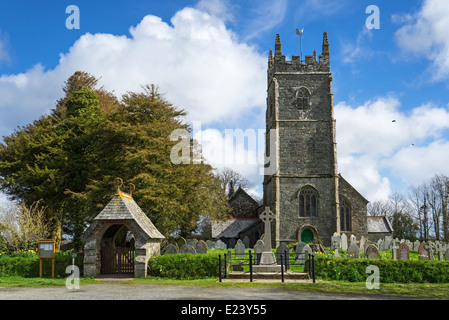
[82,191,165,240]
[367,216,393,233]
[211,218,259,239]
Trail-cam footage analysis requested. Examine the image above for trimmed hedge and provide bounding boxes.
[0,254,83,278]
[147,253,219,279]
[315,256,449,283]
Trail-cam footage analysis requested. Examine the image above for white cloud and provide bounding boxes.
[335,96,449,201]
[0,7,266,136]
[395,0,449,81]
[382,140,449,186]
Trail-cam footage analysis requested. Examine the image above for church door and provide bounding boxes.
[301,229,314,243]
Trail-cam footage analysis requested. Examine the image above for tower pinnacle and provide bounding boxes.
[322,31,329,56]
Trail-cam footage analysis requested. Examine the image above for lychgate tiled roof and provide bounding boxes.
[83,191,164,240]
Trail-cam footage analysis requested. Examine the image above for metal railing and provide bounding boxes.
[219,250,315,283]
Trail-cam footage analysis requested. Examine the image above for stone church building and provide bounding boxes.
[212,32,392,248]
[263,32,371,247]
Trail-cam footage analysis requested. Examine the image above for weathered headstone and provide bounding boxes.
[341,233,348,251]
[436,243,444,261]
[180,244,196,254]
[364,244,379,259]
[254,240,264,265]
[206,240,215,249]
[418,242,429,260]
[332,240,341,258]
[234,239,246,258]
[413,240,420,252]
[398,242,409,260]
[295,242,306,261]
[359,236,366,252]
[392,239,399,260]
[163,243,178,254]
[276,242,290,267]
[228,238,236,249]
[426,242,435,260]
[242,236,250,248]
[215,239,227,250]
[195,240,208,254]
[445,248,449,261]
[347,243,360,259]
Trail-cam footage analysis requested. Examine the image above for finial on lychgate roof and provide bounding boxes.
[114,177,123,193]
[128,183,135,197]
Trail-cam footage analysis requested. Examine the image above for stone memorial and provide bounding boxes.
[418,242,429,260]
[347,243,360,259]
[206,240,215,249]
[254,240,264,265]
[195,240,208,254]
[180,244,196,254]
[398,242,409,260]
[242,236,250,248]
[276,242,290,267]
[163,243,178,254]
[364,244,379,259]
[341,233,348,250]
[252,207,281,272]
[234,239,246,258]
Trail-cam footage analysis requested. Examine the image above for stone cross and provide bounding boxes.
[260,207,275,252]
[425,242,435,260]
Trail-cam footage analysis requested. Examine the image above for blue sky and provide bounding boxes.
[0,0,449,203]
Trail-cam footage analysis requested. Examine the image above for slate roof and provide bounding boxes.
[211,218,259,239]
[367,216,393,233]
[82,191,165,240]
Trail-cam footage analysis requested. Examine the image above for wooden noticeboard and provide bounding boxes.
[38,239,55,278]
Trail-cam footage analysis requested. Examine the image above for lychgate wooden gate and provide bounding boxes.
[101,246,135,275]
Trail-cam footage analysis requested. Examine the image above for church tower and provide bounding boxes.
[264,32,344,247]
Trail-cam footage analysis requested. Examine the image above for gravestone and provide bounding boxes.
[445,248,449,261]
[234,239,246,258]
[257,207,277,266]
[295,242,306,261]
[242,236,250,248]
[206,240,215,249]
[186,238,198,248]
[359,236,366,252]
[426,242,435,260]
[180,244,196,254]
[364,244,379,259]
[254,240,264,265]
[215,239,227,250]
[347,243,360,259]
[163,243,178,254]
[398,242,409,260]
[228,238,236,249]
[384,236,393,250]
[377,239,384,251]
[302,245,313,270]
[341,233,348,250]
[418,242,429,260]
[276,242,290,267]
[332,240,341,258]
[392,240,399,260]
[413,240,420,252]
[195,240,208,254]
[436,243,444,261]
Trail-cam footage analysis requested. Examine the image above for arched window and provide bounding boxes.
[296,87,310,109]
[299,187,318,217]
[340,197,351,231]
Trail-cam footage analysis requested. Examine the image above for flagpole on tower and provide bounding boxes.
[296,28,304,62]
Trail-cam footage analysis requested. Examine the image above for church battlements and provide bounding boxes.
[267,32,331,83]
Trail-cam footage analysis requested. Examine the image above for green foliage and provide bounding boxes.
[0,252,83,278]
[0,71,231,248]
[314,255,449,283]
[148,253,220,279]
